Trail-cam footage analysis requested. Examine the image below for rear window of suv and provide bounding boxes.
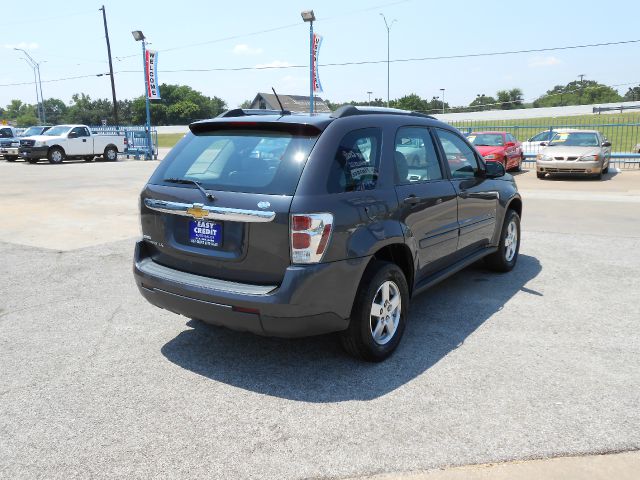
[153,129,319,195]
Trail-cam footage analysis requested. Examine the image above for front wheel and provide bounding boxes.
[48,147,65,164]
[537,172,545,179]
[104,146,118,161]
[340,261,410,362]
[484,209,521,272]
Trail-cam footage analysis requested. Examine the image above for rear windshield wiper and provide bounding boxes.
[163,177,215,200]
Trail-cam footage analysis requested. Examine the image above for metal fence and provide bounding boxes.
[449,116,640,169]
[89,125,159,159]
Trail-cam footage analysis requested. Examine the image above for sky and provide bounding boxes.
[1,0,639,111]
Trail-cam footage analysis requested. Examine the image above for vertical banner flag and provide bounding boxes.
[312,33,323,93]
[145,50,161,100]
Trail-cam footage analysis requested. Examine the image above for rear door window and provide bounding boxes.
[394,127,443,183]
[153,129,319,195]
[327,128,382,193]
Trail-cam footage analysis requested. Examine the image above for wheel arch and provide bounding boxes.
[104,143,119,153]
[368,243,415,295]
[48,144,65,155]
[506,196,522,219]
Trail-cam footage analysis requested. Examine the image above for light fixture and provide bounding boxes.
[301,10,315,22]
[131,30,145,41]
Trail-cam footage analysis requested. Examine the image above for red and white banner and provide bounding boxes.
[312,33,323,93]
[145,50,161,100]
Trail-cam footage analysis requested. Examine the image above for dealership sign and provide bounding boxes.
[145,50,161,100]
[312,34,323,93]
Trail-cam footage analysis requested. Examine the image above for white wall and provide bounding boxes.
[432,101,640,122]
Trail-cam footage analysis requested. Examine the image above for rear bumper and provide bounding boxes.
[133,240,370,337]
[19,146,48,159]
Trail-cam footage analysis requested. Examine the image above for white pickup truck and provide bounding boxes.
[19,124,127,164]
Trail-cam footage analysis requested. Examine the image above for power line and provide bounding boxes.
[119,38,640,73]
[2,38,639,88]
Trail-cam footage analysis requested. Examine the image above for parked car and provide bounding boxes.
[635,143,640,153]
[536,129,611,179]
[467,131,523,171]
[133,106,523,361]
[0,126,20,161]
[21,125,52,137]
[521,129,571,156]
[19,124,126,164]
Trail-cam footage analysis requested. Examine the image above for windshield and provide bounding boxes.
[468,133,504,147]
[43,126,72,137]
[549,132,599,147]
[21,127,45,137]
[152,129,319,195]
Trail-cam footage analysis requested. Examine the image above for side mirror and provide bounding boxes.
[485,161,506,178]
[602,141,611,147]
[68,132,78,139]
[539,142,547,146]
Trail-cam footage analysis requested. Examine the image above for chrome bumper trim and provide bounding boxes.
[144,198,276,223]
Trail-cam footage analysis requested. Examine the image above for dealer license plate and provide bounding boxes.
[189,220,222,247]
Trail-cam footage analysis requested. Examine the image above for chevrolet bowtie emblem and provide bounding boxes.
[186,203,209,219]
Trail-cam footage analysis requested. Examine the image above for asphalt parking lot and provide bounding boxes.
[1,159,639,479]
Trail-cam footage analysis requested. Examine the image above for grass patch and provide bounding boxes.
[157,133,185,148]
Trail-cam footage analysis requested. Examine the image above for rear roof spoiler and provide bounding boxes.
[217,108,291,118]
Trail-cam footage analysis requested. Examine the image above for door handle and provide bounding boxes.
[403,195,420,205]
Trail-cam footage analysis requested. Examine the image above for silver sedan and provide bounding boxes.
[536,129,611,180]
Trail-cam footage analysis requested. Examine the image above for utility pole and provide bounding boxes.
[367,91,373,106]
[100,5,118,125]
[14,48,45,123]
[380,14,396,108]
[440,88,445,114]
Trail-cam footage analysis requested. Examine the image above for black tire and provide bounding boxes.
[602,165,609,174]
[48,147,65,164]
[515,155,523,172]
[104,146,118,161]
[484,209,521,273]
[6,156,18,162]
[27,158,39,164]
[537,172,545,179]
[340,261,410,362]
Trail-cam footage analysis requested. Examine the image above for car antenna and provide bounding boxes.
[271,87,286,115]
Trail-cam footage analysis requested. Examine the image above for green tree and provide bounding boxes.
[43,98,68,125]
[239,99,253,108]
[623,86,640,102]
[496,88,524,110]
[391,94,429,112]
[533,80,622,107]
[468,95,497,111]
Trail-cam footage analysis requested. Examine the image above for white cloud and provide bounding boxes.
[528,56,562,68]
[254,60,291,69]
[4,42,39,50]
[232,44,263,55]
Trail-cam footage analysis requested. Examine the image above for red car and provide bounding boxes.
[468,131,523,171]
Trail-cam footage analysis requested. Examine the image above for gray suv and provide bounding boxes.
[134,106,522,361]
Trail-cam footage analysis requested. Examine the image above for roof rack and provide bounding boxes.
[218,108,291,118]
[330,105,436,120]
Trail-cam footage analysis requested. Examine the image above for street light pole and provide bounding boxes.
[301,10,316,114]
[132,30,153,160]
[380,14,396,108]
[15,48,45,123]
[19,58,41,122]
[440,88,445,114]
[367,91,373,106]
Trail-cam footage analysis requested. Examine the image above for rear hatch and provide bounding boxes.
[140,121,322,285]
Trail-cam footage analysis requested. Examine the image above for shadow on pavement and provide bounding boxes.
[161,254,542,402]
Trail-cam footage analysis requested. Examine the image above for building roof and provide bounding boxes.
[251,92,332,113]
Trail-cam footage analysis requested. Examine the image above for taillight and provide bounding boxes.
[290,213,333,264]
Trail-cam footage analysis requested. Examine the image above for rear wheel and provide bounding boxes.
[48,147,65,164]
[340,261,409,362]
[104,146,118,161]
[5,156,18,162]
[484,209,520,272]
